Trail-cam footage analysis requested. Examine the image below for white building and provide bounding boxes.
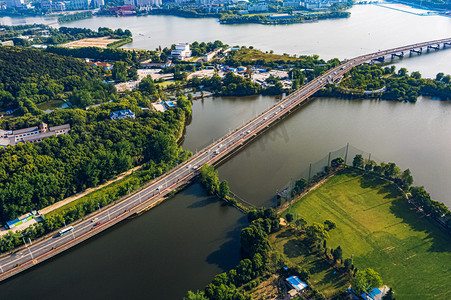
[92,0,104,8]
[68,0,91,10]
[203,48,221,62]
[6,0,25,8]
[171,43,192,60]
[283,0,300,7]
[300,0,346,10]
[41,0,53,10]
[0,40,14,46]
[0,123,70,147]
[248,3,268,12]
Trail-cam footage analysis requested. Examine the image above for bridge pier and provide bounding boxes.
[410,48,423,55]
[427,44,440,51]
[391,52,404,58]
[371,56,385,63]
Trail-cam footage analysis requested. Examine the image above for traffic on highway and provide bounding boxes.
[1,37,450,281]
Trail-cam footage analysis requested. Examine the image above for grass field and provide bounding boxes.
[286,169,451,299]
[232,48,299,63]
[270,228,349,297]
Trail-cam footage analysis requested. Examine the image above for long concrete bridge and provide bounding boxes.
[1,37,450,281]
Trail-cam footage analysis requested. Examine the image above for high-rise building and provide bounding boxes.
[69,0,91,10]
[6,0,25,8]
[93,0,104,8]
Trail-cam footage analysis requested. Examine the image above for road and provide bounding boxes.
[1,37,450,281]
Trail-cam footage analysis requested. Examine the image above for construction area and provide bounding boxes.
[61,36,120,49]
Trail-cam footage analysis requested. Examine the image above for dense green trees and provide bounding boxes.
[185,208,279,300]
[177,95,193,119]
[332,246,343,263]
[330,64,451,102]
[58,12,93,24]
[139,75,158,97]
[351,268,383,295]
[190,40,226,56]
[0,98,191,223]
[201,72,261,96]
[46,46,137,65]
[305,223,329,246]
[352,154,451,229]
[199,164,220,195]
[112,61,128,82]
[352,154,364,169]
[0,47,115,110]
[410,186,450,219]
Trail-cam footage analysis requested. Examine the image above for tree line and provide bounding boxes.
[184,208,280,300]
[319,64,451,102]
[352,154,451,230]
[0,46,115,112]
[0,96,192,223]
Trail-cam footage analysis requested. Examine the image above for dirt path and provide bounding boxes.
[0,166,142,236]
[39,166,142,215]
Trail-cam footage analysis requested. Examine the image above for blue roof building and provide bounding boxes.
[5,211,39,229]
[110,109,136,120]
[164,101,177,109]
[361,288,384,300]
[286,275,308,291]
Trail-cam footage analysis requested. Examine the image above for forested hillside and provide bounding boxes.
[0,47,115,111]
[0,99,191,223]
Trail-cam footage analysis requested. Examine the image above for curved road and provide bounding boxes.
[1,37,450,281]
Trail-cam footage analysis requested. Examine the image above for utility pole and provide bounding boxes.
[307,163,312,187]
[28,237,32,245]
[22,237,34,260]
[71,228,75,240]
[344,143,349,165]
[0,264,3,273]
[27,246,34,259]
[98,203,101,211]
[328,152,331,168]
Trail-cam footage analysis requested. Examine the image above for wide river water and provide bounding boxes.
[1,4,451,299]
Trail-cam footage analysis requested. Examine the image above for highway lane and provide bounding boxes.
[1,37,450,280]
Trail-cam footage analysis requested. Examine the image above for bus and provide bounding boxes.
[58,226,73,237]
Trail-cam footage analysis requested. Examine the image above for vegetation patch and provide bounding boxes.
[270,228,349,297]
[286,169,451,299]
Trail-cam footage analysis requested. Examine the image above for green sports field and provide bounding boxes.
[286,169,451,299]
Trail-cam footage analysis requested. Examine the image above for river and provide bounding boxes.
[1,4,451,299]
[2,5,451,77]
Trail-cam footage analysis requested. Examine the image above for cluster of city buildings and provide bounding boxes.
[1,0,346,12]
[123,0,162,9]
[1,0,104,11]
[283,0,346,10]
[0,122,71,148]
[158,0,346,14]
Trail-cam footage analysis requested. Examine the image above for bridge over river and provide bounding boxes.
[1,37,450,281]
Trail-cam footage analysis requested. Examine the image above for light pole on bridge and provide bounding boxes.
[22,236,34,260]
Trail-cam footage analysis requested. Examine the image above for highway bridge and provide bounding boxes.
[1,37,450,281]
